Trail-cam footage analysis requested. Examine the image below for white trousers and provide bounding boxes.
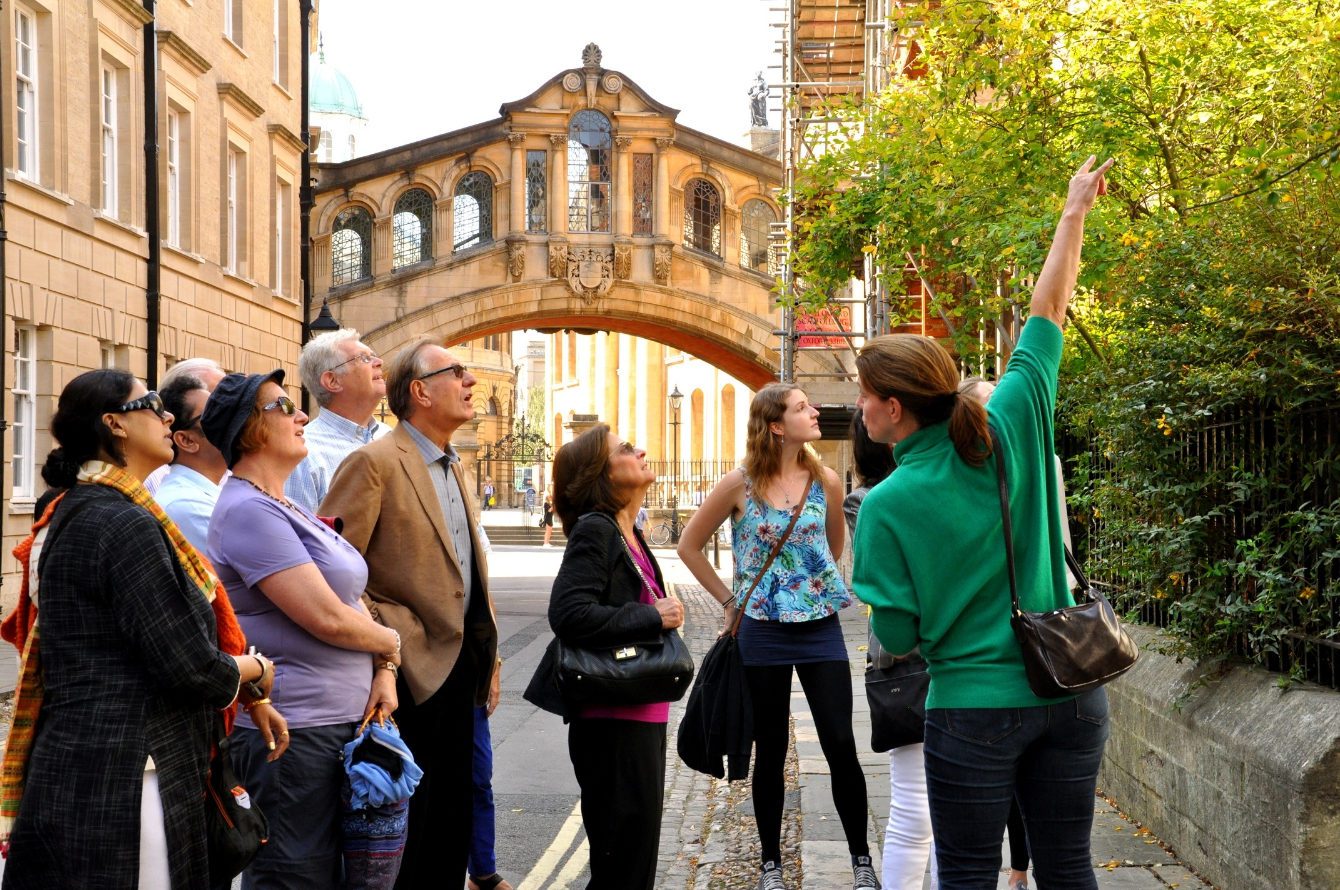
[138,768,171,890]
[882,743,938,890]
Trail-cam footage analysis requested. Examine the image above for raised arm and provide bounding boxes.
[1029,156,1113,328]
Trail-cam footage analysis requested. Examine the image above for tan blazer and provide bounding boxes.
[320,423,498,706]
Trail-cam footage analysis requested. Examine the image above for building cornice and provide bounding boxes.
[156,31,213,76]
[268,123,308,154]
[217,82,265,120]
[104,0,155,27]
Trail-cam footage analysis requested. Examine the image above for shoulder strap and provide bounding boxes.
[990,428,1023,618]
[731,473,811,635]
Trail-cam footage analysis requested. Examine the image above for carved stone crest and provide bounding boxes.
[614,242,632,280]
[654,244,672,285]
[507,241,525,281]
[548,242,567,279]
[582,43,602,71]
[565,247,614,303]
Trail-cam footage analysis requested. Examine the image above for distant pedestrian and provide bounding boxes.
[541,488,555,547]
[852,157,1114,889]
[524,425,684,890]
[679,384,880,890]
[483,476,496,511]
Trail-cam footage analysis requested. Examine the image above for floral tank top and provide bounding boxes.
[731,472,851,622]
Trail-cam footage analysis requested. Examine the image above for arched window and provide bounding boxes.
[453,171,493,251]
[683,178,721,256]
[486,397,500,416]
[568,110,611,233]
[319,130,333,162]
[347,134,356,157]
[331,206,371,285]
[392,188,433,269]
[740,200,777,274]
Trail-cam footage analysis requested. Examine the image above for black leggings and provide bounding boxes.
[745,660,870,863]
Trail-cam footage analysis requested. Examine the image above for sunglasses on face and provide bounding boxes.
[261,396,297,416]
[416,363,468,382]
[616,441,638,455]
[171,413,203,434]
[327,351,379,373]
[116,391,168,420]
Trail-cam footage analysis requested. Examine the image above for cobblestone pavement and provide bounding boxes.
[657,584,803,890]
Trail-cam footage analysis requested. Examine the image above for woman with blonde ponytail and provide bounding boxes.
[679,383,879,890]
[851,157,1114,890]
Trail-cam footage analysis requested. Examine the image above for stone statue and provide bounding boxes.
[749,72,768,128]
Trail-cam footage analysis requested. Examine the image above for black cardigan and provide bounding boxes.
[524,512,665,719]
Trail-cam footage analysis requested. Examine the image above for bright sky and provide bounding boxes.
[317,0,779,156]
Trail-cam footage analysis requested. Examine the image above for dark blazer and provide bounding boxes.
[524,512,665,719]
[5,485,240,889]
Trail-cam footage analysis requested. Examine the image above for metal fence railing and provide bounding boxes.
[1060,403,1338,688]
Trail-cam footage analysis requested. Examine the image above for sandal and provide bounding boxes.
[467,874,513,890]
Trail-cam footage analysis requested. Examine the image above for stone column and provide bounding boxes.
[507,132,526,235]
[372,215,392,277]
[613,135,633,237]
[654,138,672,238]
[549,133,567,235]
[435,197,453,257]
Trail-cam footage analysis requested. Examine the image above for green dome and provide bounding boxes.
[310,46,364,118]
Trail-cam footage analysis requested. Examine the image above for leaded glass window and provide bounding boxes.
[393,188,433,269]
[740,200,777,274]
[568,110,611,233]
[683,178,721,256]
[453,171,493,251]
[633,153,654,236]
[526,150,547,233]
[331,206,372,285]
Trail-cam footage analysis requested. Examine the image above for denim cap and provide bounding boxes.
[200,370,286,468]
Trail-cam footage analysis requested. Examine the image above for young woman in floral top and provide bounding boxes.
[679,383,879,890]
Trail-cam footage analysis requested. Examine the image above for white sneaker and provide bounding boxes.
[758,861,785,890]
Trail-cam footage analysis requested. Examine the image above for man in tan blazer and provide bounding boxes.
[321,336,498,889]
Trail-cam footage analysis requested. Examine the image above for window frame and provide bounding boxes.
[452,171,494,252]
[12,326,37,500]
[166,107,181,247]
[567,110,612,234]
[683,178,723,257]
[740,199,779,275]
[392,187,434,270]
[14,6,40,181]
[331,205,373,286]
[100,63,119,216]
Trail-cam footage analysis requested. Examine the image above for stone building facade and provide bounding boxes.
[1,0,313,603]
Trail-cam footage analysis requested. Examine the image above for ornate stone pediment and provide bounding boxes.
[565,247,614,303]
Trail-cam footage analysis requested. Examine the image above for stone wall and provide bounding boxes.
[1103,625,1340,890]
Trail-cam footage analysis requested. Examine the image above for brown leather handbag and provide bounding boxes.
[991,428,1139,698]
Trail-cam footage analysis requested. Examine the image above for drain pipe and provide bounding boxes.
[143,0,162,386]
[299,0,315,412]
[0,0,10,542]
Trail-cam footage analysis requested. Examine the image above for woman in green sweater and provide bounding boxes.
[851,157,1113,890]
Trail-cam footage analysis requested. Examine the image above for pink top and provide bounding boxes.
[579,540,672,724]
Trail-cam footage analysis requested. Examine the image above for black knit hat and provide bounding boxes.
[200,370,285,468]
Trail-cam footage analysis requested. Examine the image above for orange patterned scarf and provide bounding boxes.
[0,461,246,842]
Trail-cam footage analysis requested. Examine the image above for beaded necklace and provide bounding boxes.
[230,474,322,529]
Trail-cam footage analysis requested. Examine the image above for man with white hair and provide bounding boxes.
[285,329,390,512]
[145,358,226,494]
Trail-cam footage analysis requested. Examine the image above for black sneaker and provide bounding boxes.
[758,860,786,890]
[852,854,881,889]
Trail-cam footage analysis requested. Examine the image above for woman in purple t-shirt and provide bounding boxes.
[525,424,685,890]
[203,371,403,889]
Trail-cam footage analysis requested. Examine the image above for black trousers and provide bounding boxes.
[567,718,667,890]
[393,649,480,890]
[745,661,871,864]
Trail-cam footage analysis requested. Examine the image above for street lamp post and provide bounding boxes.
[669,385,683,542]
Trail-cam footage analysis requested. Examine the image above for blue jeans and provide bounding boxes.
[468,705,497,877]
[924,688,1110,890]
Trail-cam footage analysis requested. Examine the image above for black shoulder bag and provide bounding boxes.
[992,428,1139,698]
[555,516,695,707]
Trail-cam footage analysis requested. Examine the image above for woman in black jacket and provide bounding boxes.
[525,424,684,890]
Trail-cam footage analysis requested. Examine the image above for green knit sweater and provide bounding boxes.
[852,317,1075,709]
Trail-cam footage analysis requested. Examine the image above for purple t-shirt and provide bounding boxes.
[208,477,372,730]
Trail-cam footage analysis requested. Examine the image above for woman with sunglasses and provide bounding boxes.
[1,369,276,888]
[523,425,684,890]
[203,372,403,889]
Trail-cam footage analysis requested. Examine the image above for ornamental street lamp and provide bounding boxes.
[669,385,683,542]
